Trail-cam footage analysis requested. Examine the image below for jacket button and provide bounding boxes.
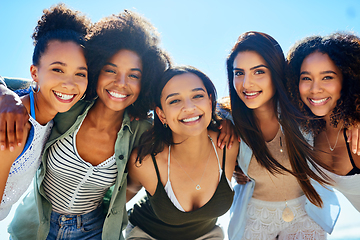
[119,155,124,160]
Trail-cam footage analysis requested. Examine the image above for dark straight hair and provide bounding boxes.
[226,31,331,207]
[136,66,220,164]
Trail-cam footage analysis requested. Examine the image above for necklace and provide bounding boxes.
[266,171,294,222]
[324,124,343,151]
[171,135,214,190]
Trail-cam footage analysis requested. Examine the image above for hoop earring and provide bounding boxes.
[80,94,86,100]
[31,83,40,93]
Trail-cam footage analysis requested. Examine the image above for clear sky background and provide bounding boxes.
[1,0,360,239]
[1,0,360,99]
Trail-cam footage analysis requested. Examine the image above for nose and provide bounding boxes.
[114,74,127,87]
[309,80,322,93]
[61,76,77,89]
[242,74,253,89]
[183,98,196,112]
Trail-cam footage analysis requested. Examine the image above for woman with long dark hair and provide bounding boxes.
[126,66,239,240]
[226,31,339,240]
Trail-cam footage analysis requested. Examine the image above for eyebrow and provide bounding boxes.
[233,64,268,71]
[104,62,142,73]
[300,70,337,75]
[165,87,206,101]
[50,61,88,71]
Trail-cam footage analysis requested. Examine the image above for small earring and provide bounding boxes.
[80,94,86,100]
[31,83,40,93]
[163,123,168,128]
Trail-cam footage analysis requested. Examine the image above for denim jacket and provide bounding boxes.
[8,100,151,240]
[228,138,341,239]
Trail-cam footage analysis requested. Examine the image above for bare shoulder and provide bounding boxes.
[127,148,159,192]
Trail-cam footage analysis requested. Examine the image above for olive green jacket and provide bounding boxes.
[7,98,151,239]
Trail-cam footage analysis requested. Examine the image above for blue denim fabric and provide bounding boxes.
[47,205,105,240]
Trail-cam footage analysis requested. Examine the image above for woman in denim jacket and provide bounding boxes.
[225,32,340,240]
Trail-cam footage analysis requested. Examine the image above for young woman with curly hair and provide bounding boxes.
[0,3,89,221]
[286,32,360,212]
[7,10,170,240]
[226,31,340,240]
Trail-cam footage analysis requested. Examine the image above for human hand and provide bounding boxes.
[233,165,250,184]
[217,119,239,150]
[0,86,29,152]
[346,126,360,155]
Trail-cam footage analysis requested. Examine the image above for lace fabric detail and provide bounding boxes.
[0,116,53,220]
[243,196,326,240]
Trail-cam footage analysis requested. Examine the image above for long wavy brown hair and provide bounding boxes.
[226,31,332,207]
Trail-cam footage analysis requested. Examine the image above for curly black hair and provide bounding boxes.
[84,10,171,119]
[32,3,91,66]
[286,32,360,135]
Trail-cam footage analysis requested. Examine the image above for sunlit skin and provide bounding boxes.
[233,51,276,115]
[29,40,88,125]
[95,49,142,115]
[299,51,343,120]
[156,73,213,142]
[75,50,143,166]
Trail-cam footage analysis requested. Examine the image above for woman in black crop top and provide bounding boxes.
[287,32,360,211]
[126,66,239,240]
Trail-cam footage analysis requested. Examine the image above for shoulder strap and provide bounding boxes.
[222,147,226,171]
[29,90,36,119]
[151,154,162,180]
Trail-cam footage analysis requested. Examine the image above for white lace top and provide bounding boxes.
[0,91,53,220]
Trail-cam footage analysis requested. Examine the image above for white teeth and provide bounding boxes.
[311,98,328,104]
[244,92,259,96]
[54,91,74,100]
[108,91,127,98]
[182,116,200,122]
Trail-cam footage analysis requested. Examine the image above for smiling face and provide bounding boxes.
[156,73,212,138]
[96,49,142,113]
[232,51,275,112]
[31,40,88,114]
[299,52,343,118]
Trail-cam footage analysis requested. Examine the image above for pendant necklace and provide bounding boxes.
[266,131,294,222]
[324,124,344,151]
[171,135,214,190]
[267,170,294,222]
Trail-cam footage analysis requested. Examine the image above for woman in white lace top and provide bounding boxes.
[0,4,89,220]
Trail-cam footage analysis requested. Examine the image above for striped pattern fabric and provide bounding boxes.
[43,132,117,215]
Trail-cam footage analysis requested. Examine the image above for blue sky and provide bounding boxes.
[1,0,359,99]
